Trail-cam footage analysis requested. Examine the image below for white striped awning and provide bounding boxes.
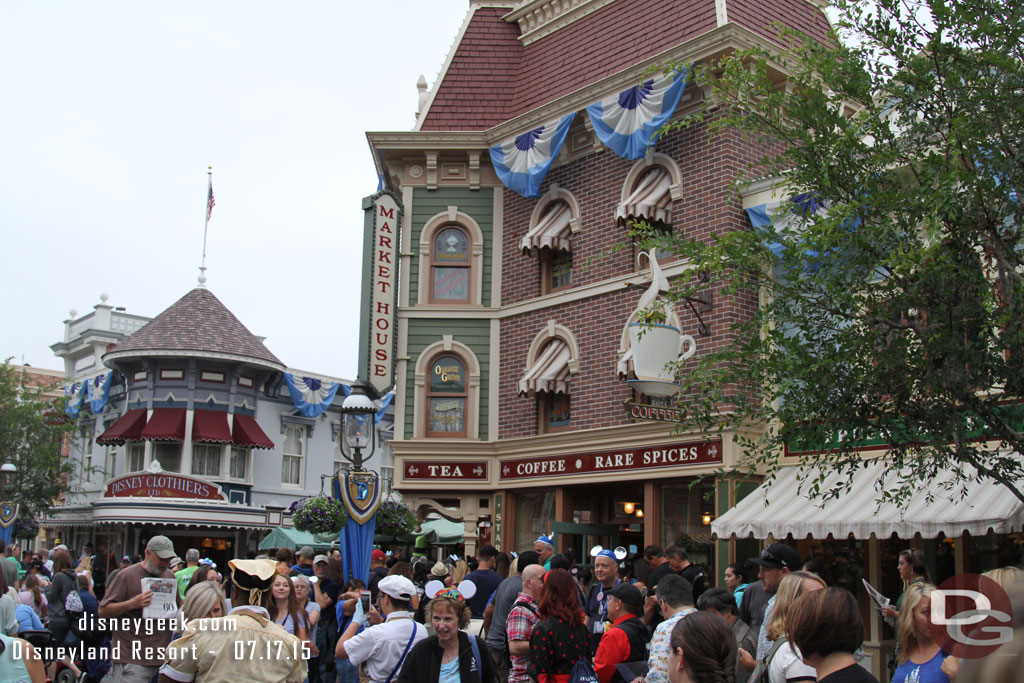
[616,166,673,226]
[522,202,573,253]
[518,339,573,396]
[712,460,1024,540]
[617,347,634,380]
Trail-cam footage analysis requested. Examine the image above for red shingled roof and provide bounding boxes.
[106,288,283,368]
[419,0,831,132]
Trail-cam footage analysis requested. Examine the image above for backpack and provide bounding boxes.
[64,589,86,638]
[504,599,538,671]
[749,637,789,683]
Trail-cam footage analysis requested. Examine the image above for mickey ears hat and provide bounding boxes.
[425,579,478,601]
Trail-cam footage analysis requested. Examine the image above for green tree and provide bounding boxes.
[640,0,1024,505]
[0,360,76,519]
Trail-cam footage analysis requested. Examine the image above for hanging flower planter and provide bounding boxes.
[375,501,416,537]
[12,518,38,540]
[290,495,348,535]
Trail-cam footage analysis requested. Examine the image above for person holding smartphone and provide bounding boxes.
[336,575,427,683]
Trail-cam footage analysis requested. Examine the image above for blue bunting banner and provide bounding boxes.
[746,193,828,257]
[284,373,341,417]
[65,382,85,418]
[86,372,113,413]
[586,69,689,159]
[338,386,394,425]
[489,113,576,198]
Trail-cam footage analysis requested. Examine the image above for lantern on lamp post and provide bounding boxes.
[338,384,377,472]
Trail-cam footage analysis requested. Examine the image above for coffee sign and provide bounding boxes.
[625,399,685,423]
[499,440,721,480]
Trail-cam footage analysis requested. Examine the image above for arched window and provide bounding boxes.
[431,226,471,303]
[426,354,467,437]
[519,323,580,434]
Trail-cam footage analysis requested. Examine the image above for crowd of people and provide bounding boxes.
[0,536,1019,683]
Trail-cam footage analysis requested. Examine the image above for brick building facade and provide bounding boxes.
[367,0,830,561]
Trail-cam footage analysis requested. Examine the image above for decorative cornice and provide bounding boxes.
[503,0,619,46]
[103,348,284,373]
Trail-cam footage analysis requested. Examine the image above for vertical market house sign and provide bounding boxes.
[103,472,228,501]
[359,191,402,395]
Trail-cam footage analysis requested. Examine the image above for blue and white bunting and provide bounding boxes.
[489,113,576,198]
[65,382,85,418]
[586,69,689,159]
[85,373,112,413]
[374,392,394,425]
[284,373,341,417]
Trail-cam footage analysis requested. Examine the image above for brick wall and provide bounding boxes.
[498,113,765,439]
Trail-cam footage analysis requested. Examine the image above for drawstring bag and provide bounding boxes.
[568,658,599,683]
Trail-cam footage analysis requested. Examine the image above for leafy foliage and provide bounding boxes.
[0,361,76,518]
[642,0,1024,506]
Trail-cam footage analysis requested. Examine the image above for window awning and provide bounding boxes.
[712,460,1024,540]
[140,408,186,442]
[518,339,572,396]
[521,202,573,254]
[232,413,274,450]
[96,409,148,445]
[616,167,672,226]
[192,409,232,444]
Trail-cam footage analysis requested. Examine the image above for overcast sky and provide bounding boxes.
[1,0,469,380]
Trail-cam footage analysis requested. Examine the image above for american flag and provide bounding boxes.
[206,184,216,220]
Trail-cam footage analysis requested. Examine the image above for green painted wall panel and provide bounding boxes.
[408,188,494,307]
[404,317,491,441]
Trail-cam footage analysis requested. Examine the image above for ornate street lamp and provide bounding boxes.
[338,383,377,472]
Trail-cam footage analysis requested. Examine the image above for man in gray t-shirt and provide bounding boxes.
[484,551,540,681]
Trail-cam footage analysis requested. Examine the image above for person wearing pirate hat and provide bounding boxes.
[158,559,306,683]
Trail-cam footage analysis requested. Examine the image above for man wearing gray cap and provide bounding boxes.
[292,546,316,577]
[336,575,426,683]
[100,536,179,683]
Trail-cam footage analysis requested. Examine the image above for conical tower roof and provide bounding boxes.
[103,288,284,370]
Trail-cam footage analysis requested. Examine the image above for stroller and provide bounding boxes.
[17,629,82,683]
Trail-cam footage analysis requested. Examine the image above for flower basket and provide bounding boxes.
[290,495,348,535]
[375,501,416,537]
[12,518,38,540]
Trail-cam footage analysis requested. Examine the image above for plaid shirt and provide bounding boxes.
[506,592,540,683]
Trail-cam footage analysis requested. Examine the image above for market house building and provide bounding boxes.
[364,0,836,563]
[48,288,393,567]
[363,2,1024,677]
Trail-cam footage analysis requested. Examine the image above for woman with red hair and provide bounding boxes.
[529,569,590,683]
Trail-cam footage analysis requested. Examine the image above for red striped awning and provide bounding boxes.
[96,409,148,445]
[192,409,232,444]
[232,414,274,450]
[140,408,186,441]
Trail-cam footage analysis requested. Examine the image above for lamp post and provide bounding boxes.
[338,383,377,472]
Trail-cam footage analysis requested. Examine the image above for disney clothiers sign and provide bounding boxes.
[103,472,227,501]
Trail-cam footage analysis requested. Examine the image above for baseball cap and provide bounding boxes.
[377,575,415,601]
[314,554,329,565]
[146,536,176,559]
[371,549,386,561]
[608,582,644,606]
[749,543,802,570]
[298,546,315,559]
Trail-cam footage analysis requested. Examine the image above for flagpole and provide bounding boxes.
[199,166,213,287]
